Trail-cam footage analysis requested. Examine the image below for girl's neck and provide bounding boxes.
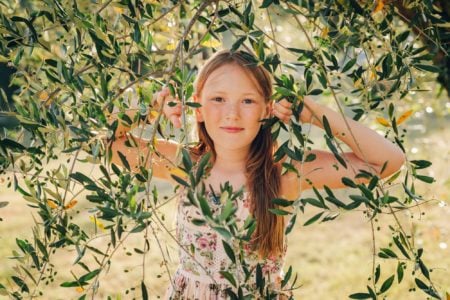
[213,147,248,174]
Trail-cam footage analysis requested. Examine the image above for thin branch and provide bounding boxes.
[96,0,113,15]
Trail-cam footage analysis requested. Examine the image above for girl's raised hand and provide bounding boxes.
[272,99,293,123]
[154,86,182,128]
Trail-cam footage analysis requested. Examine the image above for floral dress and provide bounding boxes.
[164,190,289,300]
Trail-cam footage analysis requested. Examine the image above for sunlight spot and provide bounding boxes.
[411,147,418,154]
[445,102,450,109]
[439,242,447,249]
[438,201,446,208]
[417,239,423,245]
[425,106,433,113]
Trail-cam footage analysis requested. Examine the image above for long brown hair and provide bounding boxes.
[192,50,284,257]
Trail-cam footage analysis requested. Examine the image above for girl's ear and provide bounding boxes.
[193,94,204,122]
[265,101,273,118]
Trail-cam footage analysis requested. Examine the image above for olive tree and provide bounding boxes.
[0,0,447,299]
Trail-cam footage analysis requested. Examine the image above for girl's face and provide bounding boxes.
[194,63,271,153]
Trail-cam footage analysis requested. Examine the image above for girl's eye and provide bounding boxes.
[211,97,224,102]
[243,98,254,104]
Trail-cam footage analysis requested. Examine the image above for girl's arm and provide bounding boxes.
[273,97,405,190]
[108,88,182,181]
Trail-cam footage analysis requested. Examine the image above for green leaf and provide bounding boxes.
[141,281,148,300]
[219,271,237,287]
[196,152,211,184]
[322,116,333,138]
[413,64,440,73]
[220,200,236,221]
[305,69,313,91]
[69,172,95,186]
[118,151,131,171]
[342,58,357,73]
[395,31,409,44]
[304,153,316,162]
[61,281,88,288]
[303,211,324,226]
[379,275,395,293]
[281,266,292,287]
[393,236,410,259]
[212,226,232,240]
[0,112,20,129]
[222,241,236,263]
[397,262,404,283]
[415,277,428,290]
[349,293,371,299]
[379,248,397,258]
[272,198,294,207]
[301,197,328,209]
[418,259,430,280]
[260,0,274,9]
[268,208,291,216]
[133,23,141,43]
[309,89,323,95]
[79,269,100,283]
[231,36,247,52]
[191,219,206,226]
[325,136,347,168]
[374,264,380,284]
[275,87,296,97]
[181,148,193,172]
[285,214,297,235]
[414,175,434,183]
[256,263,264,291]
[368,176,379,190]
[198,195,212,218]
[186,102,201,108]
[171,174,190,187]
[410,160,432,169]
[414,278,440,298]
[12,276,29,293]
[325,196,346,208]
[342,177,357,188]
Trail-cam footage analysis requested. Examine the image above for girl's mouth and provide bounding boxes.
[221,127,244,133]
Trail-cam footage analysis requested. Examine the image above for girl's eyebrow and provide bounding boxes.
[205,90,261,97]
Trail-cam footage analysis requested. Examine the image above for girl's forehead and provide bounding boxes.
[201,63,264,95]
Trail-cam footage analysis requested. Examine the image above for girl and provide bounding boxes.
[110,49,405,299]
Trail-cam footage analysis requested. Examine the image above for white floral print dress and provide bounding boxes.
[164,190,288,300]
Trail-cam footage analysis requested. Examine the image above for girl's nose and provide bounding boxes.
[225,102,240,119]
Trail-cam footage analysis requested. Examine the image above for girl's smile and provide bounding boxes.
[220,126,244,133]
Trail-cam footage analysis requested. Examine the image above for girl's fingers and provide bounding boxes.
[272,108,290,123]
[170,115,182,128]
[154,87,171,106]
[274,101,293,116]
[153,86,183,127]
[278,99,292,108]
[164,102,182,127]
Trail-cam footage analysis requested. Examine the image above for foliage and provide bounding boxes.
[0,0,448,298]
